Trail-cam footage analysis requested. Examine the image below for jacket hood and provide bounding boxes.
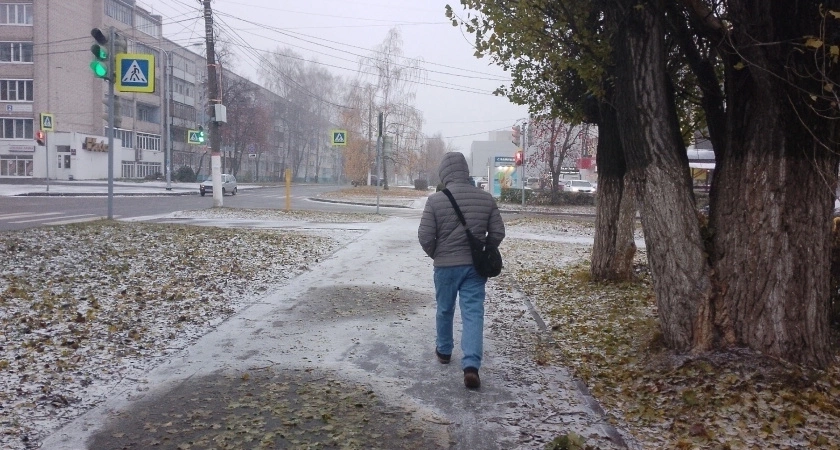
[438,152,471,186]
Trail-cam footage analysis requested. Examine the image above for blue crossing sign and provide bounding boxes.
[330,130,347,146]
[116,54,155,93]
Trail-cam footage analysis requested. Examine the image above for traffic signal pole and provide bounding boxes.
[106,27,116,219]
[43,132,49,192]
[202,0,223,207]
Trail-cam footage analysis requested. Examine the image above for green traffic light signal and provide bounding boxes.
[198,126,205,143]
[89,28,110,80]
[90,60,108,78]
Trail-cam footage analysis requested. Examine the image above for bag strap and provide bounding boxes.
[442,189,468,227]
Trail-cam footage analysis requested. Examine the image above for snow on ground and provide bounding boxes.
[0,212,375,449]
[0,205,611,449]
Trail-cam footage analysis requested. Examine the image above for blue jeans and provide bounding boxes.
[434,265,486,370]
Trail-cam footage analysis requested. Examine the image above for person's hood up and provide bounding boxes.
[438,152,471,187]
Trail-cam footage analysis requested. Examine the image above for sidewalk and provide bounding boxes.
[0,179,202,197]
[39,215,628,449]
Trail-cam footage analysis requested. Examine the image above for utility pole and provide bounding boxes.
[202,0,223,207]
[521,121,527,206]
[375,112,382,214]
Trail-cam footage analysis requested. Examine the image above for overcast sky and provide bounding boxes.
[138,0,527,153]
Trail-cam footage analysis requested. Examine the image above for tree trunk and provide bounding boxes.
[609,0,713,352]
[708,0,838,367]
[592,99,636,281]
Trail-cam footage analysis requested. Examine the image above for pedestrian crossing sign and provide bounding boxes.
[40,113,54,131]
[187,129,201,144]
[330,130,347,146]
[115,53,155,93]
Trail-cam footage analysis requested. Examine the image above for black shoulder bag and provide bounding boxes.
[442,189,503,278]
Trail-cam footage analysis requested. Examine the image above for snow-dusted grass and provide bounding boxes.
[501,215,840,450]
[0,218,359,448]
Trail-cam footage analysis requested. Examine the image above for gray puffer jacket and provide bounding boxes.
[418,152,505,267]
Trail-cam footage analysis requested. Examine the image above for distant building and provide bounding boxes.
[468,130,517,178]
[0,0,335,182]
[0,1,184,179]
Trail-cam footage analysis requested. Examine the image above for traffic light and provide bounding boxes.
[90,28,110,80]
[35,130,45,146]
[197,126,206,143]
[515,150,524,166]
[511,125,521,147]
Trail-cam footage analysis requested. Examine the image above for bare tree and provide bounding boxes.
[357,28,424,189]
[528,117,592,194]
[260,48,336,181]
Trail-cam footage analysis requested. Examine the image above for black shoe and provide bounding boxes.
[435,349,451,364]
[464,367,480,389]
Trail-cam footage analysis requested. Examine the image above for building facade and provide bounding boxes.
[0,0,337,182]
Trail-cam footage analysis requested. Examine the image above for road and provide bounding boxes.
[0,184,415,231]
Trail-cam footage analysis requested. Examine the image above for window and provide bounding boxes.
[0,4,32,25]
[0,155,33,176]
[104,0,132,26]
[137,103,159,124]
[136,132,160,151]
[135,13,160,38]
[0,80,32,101]
[1,118,33,139]
[0,42,33,63]
[172,77,194,98]
[171,101,196,121]
[109,128,133,148]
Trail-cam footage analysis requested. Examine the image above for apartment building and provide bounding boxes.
[0,0,339,182]
[0,0,174,179]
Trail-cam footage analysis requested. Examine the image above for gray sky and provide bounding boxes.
[139,0,527,152]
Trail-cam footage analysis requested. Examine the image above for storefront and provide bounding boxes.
[0,131,163,180]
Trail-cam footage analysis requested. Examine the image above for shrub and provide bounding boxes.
[500,187,536,203]
[175,166,197,182]
[414,179,429,190]
[501,188,596,206]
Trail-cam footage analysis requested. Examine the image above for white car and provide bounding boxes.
[199,174,237,196]
[472,176,488,189]
[565,180,595,193]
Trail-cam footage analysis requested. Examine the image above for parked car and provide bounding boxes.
[565,180,595,193]
[199,174,237,196]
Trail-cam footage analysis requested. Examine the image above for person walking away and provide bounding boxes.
[418,152,505,389]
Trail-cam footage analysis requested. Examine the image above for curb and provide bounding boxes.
[308,197,413,209]
[498,208,595,217]
[16,192,197,197]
